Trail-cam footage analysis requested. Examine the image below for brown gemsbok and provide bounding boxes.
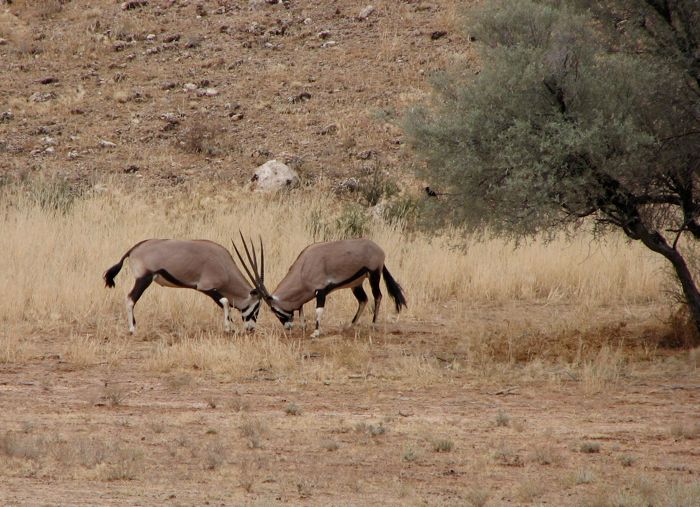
[233,235,407,337]
[103,239,261,334]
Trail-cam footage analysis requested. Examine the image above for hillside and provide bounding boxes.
[0,0,473,189]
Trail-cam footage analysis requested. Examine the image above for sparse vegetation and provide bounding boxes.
[431,438,454,453]
[495,410,510,427]
[285,403,301,416]
[0,0,697,504]
[580,442,602,454]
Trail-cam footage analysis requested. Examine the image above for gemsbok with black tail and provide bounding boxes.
[103,239,261,334]
[233,235,407,337]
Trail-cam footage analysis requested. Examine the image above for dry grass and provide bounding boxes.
[0,178,680,387]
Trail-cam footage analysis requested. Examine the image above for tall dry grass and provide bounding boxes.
[0,179,674,382]
[0,180,665,332]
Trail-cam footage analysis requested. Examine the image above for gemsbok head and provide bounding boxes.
[233,235,407,337]
[103,239,261,334]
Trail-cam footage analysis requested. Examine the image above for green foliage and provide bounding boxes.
[406,0,698,237]
[334,203,370,238]
[358,167,399,207]
[404,0,700,331]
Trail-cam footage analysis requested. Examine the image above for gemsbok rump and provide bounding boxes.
[233,236,407,337]
[103,239,261,333]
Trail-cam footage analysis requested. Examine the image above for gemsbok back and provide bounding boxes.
[103,239,261,334]
[233,236,407,337]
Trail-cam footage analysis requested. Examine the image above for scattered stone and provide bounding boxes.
[196,87,219,97]
[185,37,202,49]
[146,33,156,41]
[67,151,79,160]
[0,38,7,46]
[160,112,180,124]
[252,160,300,192]
[431,30,447,40]
[321,40,337,48]
[113,41,128,52]
[124,165,140,173]
[356,149,375,160]
[278,152,303,169]
[229,112,244,121]
[317,30,331,39]
[44,146,55,155]
[303,18,312,25]
[0,111,12,122]
[161,81,177,90]
[333,177,360,194]
[318,124,338,135]
[183,82,198,91]
[357,5,375,20]
[195,3,207,16]
[163,34,181,43]
[225,102,241,110]
[29,92,57,102]
[121,0,148,10]
[288,91,311,103]
[99,139,117,148]
[42,136,57,145]
[37,77,59,85]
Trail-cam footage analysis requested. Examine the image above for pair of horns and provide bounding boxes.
[232,232,271,300]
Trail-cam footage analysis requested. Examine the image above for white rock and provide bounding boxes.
[146,33,156,41]
[252,160,300,192]
[99,139,117,148]
[358,5,375,20]
[68,151,79,160]
[183,82,198,91]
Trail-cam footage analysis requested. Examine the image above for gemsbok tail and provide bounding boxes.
[382,265,407,312]
[103,240,147,288]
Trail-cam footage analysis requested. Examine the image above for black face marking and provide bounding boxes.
[271,306,293,325]
[241,301,261,322]
[201,289,226,308]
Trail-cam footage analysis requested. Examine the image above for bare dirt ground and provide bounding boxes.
[2,305,699,506]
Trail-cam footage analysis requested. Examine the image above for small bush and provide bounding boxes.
[402,446,418,462]
[334,203,370,238]
[432,438,454,453]
[580,441,601,453]
[320,439,339,451]
[358,167,399,207]
[285,403,301,416]
[495,410,510,427]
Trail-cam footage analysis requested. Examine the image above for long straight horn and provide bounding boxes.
[259,236,265,284]
[237,232,272,300]
[231,239,257,287]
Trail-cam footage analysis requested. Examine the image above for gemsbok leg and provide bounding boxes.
[369,269,383,324]
[351,286,368,324]
[126,275,153,334]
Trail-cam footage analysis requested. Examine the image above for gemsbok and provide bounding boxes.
[233,235,407,337]
[103,239,261,334]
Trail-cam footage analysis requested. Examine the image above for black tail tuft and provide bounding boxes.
[103,260,124,288]
[382,265,407,313]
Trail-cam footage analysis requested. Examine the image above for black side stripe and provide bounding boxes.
[154,269,196,289]
[320,267,369,294]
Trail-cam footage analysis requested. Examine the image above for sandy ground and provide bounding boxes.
[1,311,699,506]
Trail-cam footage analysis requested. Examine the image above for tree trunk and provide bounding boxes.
[634,225,700,333]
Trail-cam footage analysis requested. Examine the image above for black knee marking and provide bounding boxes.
[351,286,368,324]
[201,289,225,308]
[369,269,382,323]
[128,275,153,325]
[352,286,369,303]
[128,275,153,305]
[315,289,327,309]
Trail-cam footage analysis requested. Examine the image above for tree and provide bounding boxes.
[404,0,700,332]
